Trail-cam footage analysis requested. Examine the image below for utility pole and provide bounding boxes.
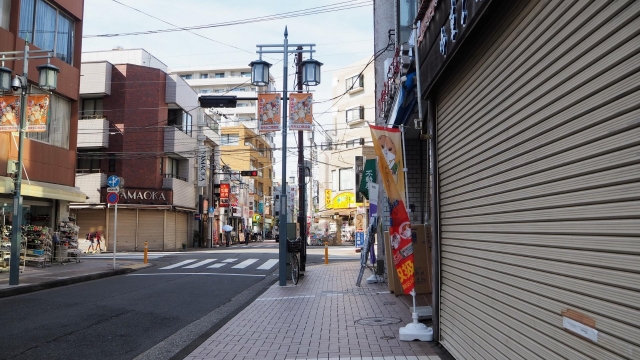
[296,46,307,272]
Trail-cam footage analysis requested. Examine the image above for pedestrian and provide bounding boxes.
[94,231,102,253]
[87,232,95,253]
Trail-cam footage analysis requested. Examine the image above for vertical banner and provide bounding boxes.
[359,159,377,200]
[0,95,50,132]
[354,156,365,203]
[370,125,414,294]
[288,93,313,131]
[258,94,281,133]
[219,183,230,207]
[355,213,366,248]
[325,189,332,209]
[197,146,207,187]
[0,96,20,132]
[369,183,378,216]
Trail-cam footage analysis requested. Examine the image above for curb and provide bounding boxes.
[0,265,148,299]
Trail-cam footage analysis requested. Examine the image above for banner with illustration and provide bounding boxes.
[370,124,413,294]
[288,93,313,131]
[258,93,281,133]
[0,95,50,132]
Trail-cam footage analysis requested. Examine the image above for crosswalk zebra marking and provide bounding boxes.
[232,259,258,269]
[222,259,237,263]
[159,259,197,270]
[207,263,226,268]
[183,259,217,268]
[257,259,279,270]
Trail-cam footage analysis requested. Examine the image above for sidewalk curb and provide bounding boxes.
[0,263,152,299]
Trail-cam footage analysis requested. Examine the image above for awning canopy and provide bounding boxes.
[314,208,357,217]
[0,177,87,203]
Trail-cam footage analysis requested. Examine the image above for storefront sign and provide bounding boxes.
[330,192,356,210]
[253,214,261,222]
[0,95,51,132]
[417,0,439,46]
[231,206,241,217]
[288,93,313,131]
[258,93,281,133]
[325,190,332,209]
[220,183,230,207]
[354,156,365,203]
[197,146,207,187]
[359,159,377,200]
[243,206,250,218]
[119,189,167,201]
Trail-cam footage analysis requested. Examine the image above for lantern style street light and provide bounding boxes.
[301,58,323,86]
[249,27,321,286]
[0,43,59,285]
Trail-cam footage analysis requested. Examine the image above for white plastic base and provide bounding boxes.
[399,322,434,342]
[366,274,380,283]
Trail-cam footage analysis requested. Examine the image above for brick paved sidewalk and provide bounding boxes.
[185,261,443,360]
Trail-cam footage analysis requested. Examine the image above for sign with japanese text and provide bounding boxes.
[197,146,207,187]
[325,190,332,209]
[354,156,365,203]
[359,159,377,200]
[258,93,281,133]
[219,183,230,207]
[288,93,313,131]
[0,95,50,132]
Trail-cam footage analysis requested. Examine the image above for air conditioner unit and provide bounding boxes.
[6,160,18,175]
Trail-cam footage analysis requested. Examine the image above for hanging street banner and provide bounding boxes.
[197,146,207,187]
[370,124,414,294]
[354,156,365,203]
[359,159,377,200]
[258,93,281,133]
[0,95,50,132]
[288,93,313,131]
[219,183,230,207]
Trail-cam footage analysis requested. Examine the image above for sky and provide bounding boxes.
[82,0,374,179]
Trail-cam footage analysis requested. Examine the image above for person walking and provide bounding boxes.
[94,231,102,253]
[87,232,96,253]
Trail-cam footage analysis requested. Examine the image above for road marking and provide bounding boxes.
[207,263,226,268]
[231,259,258,269]
[127,273,265,277]
[256,259,278,270]
[222,259,237,263]
[159,259,197,269]
[256,295,315,301]
[183,259,217,268]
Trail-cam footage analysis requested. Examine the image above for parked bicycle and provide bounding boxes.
[287,237,302,285]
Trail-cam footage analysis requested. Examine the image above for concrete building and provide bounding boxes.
[72,49,221,251]
[0,0,86,240]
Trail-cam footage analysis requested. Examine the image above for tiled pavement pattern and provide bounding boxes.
[185,261,441,360]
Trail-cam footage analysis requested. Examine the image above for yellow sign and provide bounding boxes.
[253,214,262,222]
[331,192,356,209]
[325,190,332,209]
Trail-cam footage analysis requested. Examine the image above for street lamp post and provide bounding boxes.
[249,27,322,286]
[0,43,59,285]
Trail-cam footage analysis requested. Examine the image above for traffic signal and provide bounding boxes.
[240,170,258,176]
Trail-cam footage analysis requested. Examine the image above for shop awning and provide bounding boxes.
[314,208,357,217]
[0,176,87,203]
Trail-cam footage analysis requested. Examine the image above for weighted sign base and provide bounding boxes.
[399,289,434,342]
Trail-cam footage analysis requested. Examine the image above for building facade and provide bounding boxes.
[72,49,220,251]
[0,0,86,238]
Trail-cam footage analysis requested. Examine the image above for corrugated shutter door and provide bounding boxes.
[137,210,164,251]
[176,212,188,248]
[435,1,640,359]
[107,209,137,252]
[164,211,176,250]
[75,209,106,237]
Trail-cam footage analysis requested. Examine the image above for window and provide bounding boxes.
[108,155,116,172]
[214,72,225,78]
[237,88,246,92]
[76,155,100,173]
[164,158,184,180]
[19,0,75,64]
[345,106,364,123]
[200,74,209,79]
[0,0,11,30]
[180,74,192,80]
[168,109,193,136]
[339,168,353,191]
[81,98,104,118]
[332,170,338,192]
[213,88,225,93]
[241,71,251,77]
[398,0,417,46]
[200,89,211,94]
[27,88,70,149]
[221,134,239,145]
[345,74,364,91]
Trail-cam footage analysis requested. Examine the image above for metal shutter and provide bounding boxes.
[176,212,189,248]
[107,208,137,252]
[164,211,176,250]
[137,210,164,251]
[435,1,640,359]
[75,209,106,238]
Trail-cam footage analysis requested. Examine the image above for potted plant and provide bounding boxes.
[193,230,201,248]
[181,243,187,250]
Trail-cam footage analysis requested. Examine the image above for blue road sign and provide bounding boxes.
[107,192,119,205]
[208,206,215,214]
[107,175,121,187]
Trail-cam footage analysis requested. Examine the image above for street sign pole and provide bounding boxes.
[113,202,117,270]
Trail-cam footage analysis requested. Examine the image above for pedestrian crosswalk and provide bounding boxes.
[159,258,277,271]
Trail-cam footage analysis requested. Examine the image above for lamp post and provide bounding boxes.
[0,43,59,285]
[249,27,322,286]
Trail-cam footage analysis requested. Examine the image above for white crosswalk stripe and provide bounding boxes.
[257,259,278,270]
[232,259,258,269]
[222,259,237,263]
[183,259,217,268]
[159,259,197,269]
[207,263,226,268]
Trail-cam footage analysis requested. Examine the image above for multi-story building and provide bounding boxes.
[169,66,276,237]
[72,48,220,251]
[0,0,86,232]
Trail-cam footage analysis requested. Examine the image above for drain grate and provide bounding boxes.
[355,317,402,326]
[380,335,396,340]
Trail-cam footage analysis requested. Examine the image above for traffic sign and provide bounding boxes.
[106,192,119,205]
[194,214,201,220]
[107,176,121,188]
[107,187,120,193]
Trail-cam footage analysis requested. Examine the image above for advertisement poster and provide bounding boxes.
[355,213,366,248]
[230,193,239,207]
[219,183,230,207]
[0,95,50,132]
[258,93,281,133]
[370,125,413,294]
[288,93,313,131]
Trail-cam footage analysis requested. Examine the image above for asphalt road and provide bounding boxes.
[0,240,359,360]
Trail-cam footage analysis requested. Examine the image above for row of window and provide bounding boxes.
[18,0,75,64]
[181,71,251,80]
[345,106,365,123]
[345,74,364,92]
[199,87,256,94]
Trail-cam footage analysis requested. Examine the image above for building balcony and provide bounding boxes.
[162,176,195,208]
[165,126,197,158]
[166,74,199,111]
[77,116,109,148]
[75,172,107,204]
[80,62,112,96]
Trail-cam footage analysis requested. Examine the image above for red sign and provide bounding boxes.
[106,192,119,205]
[220,183,230,208]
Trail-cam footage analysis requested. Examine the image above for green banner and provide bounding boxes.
[358,159,377,200]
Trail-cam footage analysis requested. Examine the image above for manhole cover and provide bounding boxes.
[380,335,396,340]
[355,317,402,326]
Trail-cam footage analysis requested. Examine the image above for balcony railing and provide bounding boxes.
[163,173,187,182]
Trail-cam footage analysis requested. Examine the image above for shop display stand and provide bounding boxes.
[57,220,81,263]
[0,225,10,271]
[21,225,52,268]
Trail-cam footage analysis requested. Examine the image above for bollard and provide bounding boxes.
[144,241,148,264]
[324,241,329,264]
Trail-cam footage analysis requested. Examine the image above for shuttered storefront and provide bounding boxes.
[176,212,188,248]
[107,208,137,252]
[164,211,177,251]
[137,210,164,251]
[75,209,106,238]
[435,1,640,359]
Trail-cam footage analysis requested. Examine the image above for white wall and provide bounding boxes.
[79,62,112,95]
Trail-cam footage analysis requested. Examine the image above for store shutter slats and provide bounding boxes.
[436,1,640,358]
[137,210,164,251]
[75,209,106,237]
[164,211,176,251]
[107,209,136,251]
[176,212,188,248]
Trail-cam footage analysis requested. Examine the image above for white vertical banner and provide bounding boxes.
[197,145,207,187]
